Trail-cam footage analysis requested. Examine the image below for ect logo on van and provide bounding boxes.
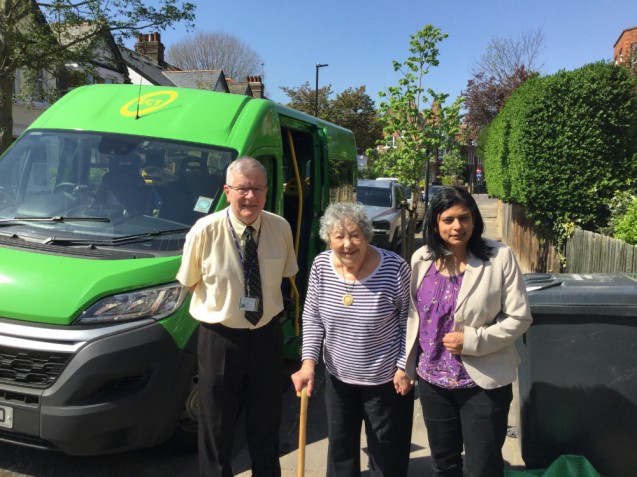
[120,91,178,117]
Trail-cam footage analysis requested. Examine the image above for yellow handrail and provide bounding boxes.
[285,129,303,336]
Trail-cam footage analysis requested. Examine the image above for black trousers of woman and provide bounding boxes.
[325,371,414,477]
[418,378,512,477]
[197,319,283,477]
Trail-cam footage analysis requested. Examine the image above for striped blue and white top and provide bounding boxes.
[301,246,411,386]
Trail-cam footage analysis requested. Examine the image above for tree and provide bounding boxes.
[463,29,544,132]
[374,24,464,256]
[481,62,637,243]
[0,0,195,154]
[329,86,383,153]
[374,25,463,191]
[473,29,544,83]
[438,149,466,185]
[280,81,333,118]
[166,31,263,81]
[280,82,382,152]
[463,66,536,132]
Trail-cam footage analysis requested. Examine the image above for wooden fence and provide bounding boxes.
[566,229,637,273]
[499,202,637,274]
[500,202,562,273]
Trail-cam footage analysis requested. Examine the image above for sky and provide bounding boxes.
[132,0,637,107]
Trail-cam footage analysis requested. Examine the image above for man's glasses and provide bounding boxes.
[227,185,268,195]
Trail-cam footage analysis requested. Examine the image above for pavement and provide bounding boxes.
[233,193,526,476]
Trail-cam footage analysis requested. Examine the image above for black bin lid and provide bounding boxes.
[523,273,637,316]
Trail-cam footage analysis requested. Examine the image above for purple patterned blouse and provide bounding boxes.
[416,264,476,389]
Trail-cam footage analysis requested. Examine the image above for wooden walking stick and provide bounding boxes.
[297,386,309,477]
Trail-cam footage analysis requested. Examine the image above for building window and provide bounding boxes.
[383,135,397,150]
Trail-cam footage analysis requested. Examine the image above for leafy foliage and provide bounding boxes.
[374,25,464,190]
[601,190,637,245]
[463,29,544,134]
[280,81,332,118]
[0,0,195,153]
[330,86,383,153]
[480,61,637,243]
[438,149,467,185]
[463,66,537,132]
[613,196,637,245]
[280,82,382,153]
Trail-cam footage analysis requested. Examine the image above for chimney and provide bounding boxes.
[135,32,165,66]
[247,75,264,98]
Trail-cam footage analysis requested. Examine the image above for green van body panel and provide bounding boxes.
[0,84,357,455]
[31,85,252,146]
[0,246,177,323]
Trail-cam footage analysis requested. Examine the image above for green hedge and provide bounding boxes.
[480,62,637,240]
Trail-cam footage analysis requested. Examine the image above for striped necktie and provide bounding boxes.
[243,226,263,325]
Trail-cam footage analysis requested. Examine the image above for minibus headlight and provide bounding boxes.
[76,283,189,324]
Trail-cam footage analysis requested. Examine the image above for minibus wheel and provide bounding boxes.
[168,370,199,452]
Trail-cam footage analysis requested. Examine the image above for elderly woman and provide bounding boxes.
[291,202,414,476]
[405,187,532,477]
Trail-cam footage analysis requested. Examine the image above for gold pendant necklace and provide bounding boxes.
[336,257,360,307]
[342,292,354,306]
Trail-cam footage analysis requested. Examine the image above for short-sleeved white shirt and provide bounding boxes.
[177,207,299,329]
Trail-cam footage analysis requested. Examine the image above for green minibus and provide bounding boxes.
[0,84,357,454]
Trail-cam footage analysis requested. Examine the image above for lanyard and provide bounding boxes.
[226,210,260,270]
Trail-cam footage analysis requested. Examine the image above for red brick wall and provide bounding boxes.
[614,27,637,65]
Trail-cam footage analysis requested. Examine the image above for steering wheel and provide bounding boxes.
[54,182,82,200]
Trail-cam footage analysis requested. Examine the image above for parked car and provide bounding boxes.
[375,177,425,224]
[424,184,444,205]
[357,179,409,249]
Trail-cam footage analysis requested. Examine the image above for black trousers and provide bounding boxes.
[197,319,283,477]
[418,379,512,477]
[325,371,414,477]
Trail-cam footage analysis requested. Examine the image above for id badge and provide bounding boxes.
[239,296,259,312]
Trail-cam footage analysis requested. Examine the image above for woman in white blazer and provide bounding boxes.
[402,186,532,477]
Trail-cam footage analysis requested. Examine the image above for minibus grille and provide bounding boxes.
[0,346,72,388]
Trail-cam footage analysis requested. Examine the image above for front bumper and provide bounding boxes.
[371,232,392,248]
[0,318,196,455]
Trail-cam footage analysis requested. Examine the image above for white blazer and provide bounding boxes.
[405,239,532,389]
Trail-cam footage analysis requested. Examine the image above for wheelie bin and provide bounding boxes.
[517,273,637,477]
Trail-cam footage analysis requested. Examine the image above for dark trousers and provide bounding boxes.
[325,371,414,477]
[418,379,512,477]
[197,319,283,477]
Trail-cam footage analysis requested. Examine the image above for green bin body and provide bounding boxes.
[518,273,637,477]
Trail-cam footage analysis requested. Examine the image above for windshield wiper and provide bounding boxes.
[42,227,191,246]
[0,215,111,225]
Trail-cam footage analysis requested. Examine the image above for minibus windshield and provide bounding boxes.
[0,130,235,241]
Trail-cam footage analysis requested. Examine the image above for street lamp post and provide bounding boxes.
[315,63,328,117]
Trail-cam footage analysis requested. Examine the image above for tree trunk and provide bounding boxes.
[0,72,14,154]
[0,0,15,154]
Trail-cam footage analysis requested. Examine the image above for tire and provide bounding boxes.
[164,369,199,453]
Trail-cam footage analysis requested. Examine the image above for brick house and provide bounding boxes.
[119,33,266,98]
[12,21,128,138]
[614,26,637,67]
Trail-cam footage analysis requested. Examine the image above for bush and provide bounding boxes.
[480,62,637,241]
[613,195,637,245]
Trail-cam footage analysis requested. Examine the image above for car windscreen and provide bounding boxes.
[357,186,392,207]
[0,129,236,245]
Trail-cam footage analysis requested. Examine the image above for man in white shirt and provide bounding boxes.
[177,156,298,477]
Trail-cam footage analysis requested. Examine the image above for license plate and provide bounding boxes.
[0,405,13,429]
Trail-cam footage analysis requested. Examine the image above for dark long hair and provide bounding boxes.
[422,186,493,261]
